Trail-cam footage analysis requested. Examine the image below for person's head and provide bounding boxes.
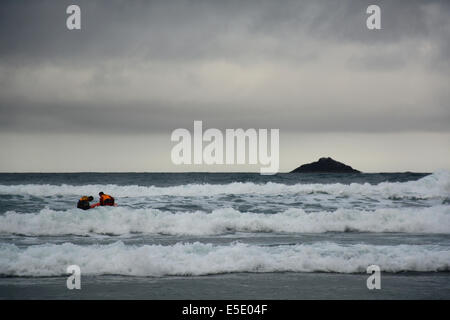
[88,196,94,201]
[99,192,104,196]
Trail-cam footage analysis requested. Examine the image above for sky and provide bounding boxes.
[0,0,449,173]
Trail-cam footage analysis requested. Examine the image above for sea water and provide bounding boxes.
[0,172,449,299]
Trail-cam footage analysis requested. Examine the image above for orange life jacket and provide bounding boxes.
[79,196,90,201]
[100,194,114,205]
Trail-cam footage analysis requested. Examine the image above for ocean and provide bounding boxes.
[0,171,449,299]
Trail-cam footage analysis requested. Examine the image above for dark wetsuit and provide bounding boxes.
[77,196,91,210]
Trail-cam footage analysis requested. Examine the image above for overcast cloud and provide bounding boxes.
[0,0,449,171]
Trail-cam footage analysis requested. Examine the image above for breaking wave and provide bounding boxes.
[1,241,448,277]
[1,206,449,236]
[0,171,449,199]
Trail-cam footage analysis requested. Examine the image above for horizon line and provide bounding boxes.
[0,170,432,174]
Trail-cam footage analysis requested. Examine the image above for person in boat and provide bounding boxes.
[77,196,94,210]
[90,192,115,208]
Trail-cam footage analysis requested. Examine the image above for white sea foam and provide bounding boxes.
[0,206,449,236]
[0,241,448,276]
[0,171,449,198]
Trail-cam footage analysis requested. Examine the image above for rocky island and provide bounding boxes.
[290,157,361,173]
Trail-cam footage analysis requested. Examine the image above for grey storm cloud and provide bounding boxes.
[1,0,449,63]
[0,0,449,134]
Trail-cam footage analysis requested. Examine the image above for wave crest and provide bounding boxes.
[0,171,449,199]
[1,241,448,276]
[1,206,449,236]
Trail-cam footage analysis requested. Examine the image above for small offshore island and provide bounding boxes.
[290,157,361,173]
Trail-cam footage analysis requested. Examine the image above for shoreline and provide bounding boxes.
[1,272,449,300]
